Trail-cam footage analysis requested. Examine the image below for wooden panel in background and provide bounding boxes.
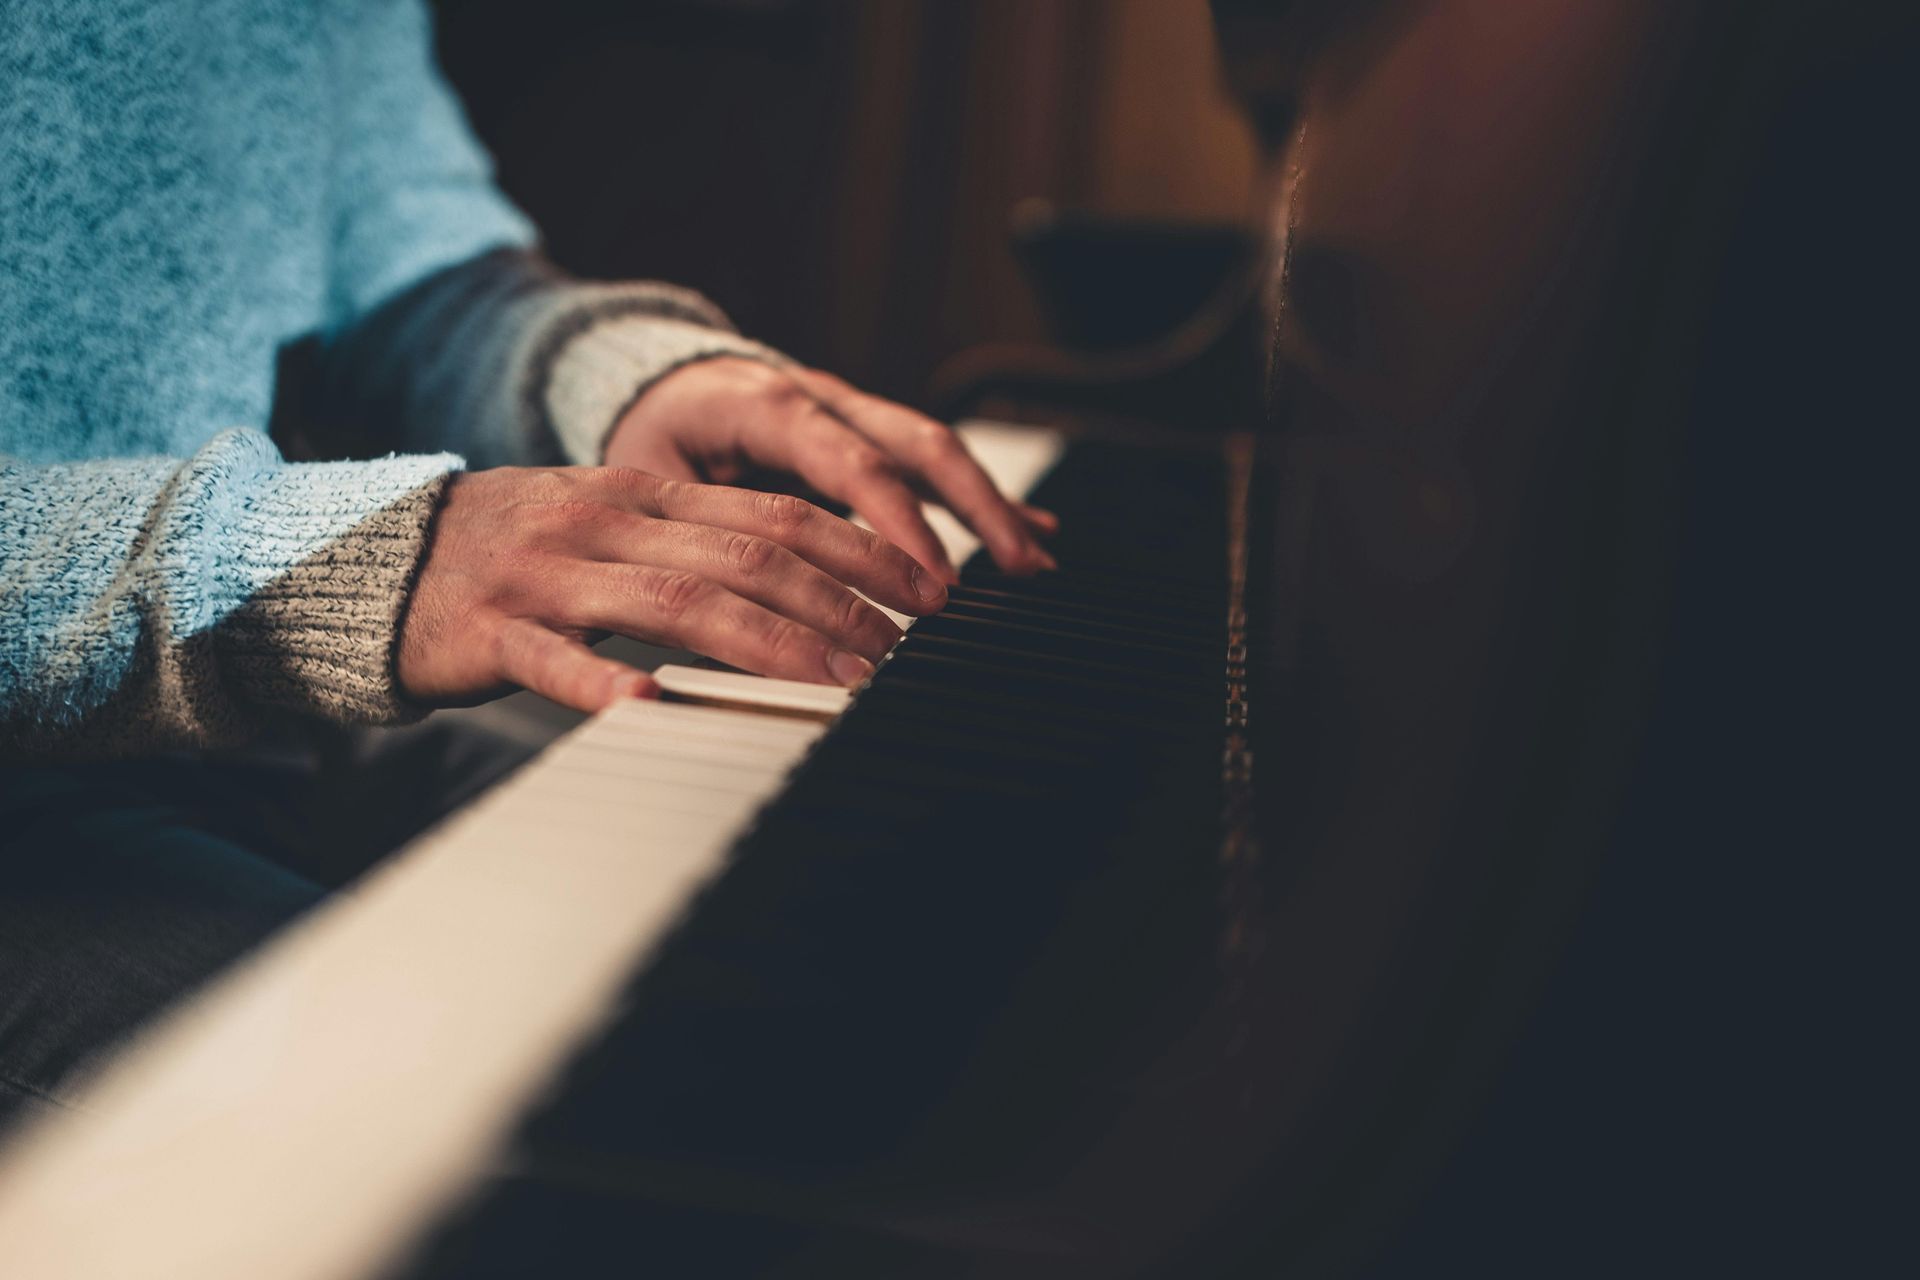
[433,0,1255,404]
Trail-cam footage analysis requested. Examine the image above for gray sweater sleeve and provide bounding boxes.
[301,247,788,469]
[0,432,459,760]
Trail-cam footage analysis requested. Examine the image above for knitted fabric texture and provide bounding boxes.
[1,0,770,758]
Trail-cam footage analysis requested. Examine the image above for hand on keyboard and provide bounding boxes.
[395,466,949,714]
[604,358,1057,583]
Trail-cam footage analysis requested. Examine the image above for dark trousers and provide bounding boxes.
[0,714,541,1138]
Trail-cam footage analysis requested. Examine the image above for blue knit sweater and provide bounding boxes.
[1,0,769,757]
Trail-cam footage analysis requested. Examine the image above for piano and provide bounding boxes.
[0,419,1283,1278]
[8,4,1888,1272]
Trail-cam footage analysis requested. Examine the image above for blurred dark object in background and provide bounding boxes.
[1008,201,1255,352]
[431,0,1257,406]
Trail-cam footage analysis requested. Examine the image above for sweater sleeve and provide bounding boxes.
[0,430,459,760]
[303,248,788,469]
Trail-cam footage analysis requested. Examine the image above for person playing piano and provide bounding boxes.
[0,0,1049,1134]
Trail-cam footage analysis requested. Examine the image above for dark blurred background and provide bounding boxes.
[431,0,1259,406]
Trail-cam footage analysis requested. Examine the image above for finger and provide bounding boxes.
[782,409,961,584]
[791,370,1053,573]
[642,480,948,617]
[563,564,877,688]
[717,396,961,585]
[569,512,903,662]
[854,413,1053,573]
[495,617,658,714]
[609,439,702,483]
[1017,502,1060,535]
[897,478,1060,536]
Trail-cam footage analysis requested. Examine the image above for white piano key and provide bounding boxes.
[546,740,788,789]
[510,774,769,818]
[653,665,854,718]
[551,733,802,773]
[569,706,823,762]
[596,697,826,743]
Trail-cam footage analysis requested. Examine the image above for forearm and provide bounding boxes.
[1,430,457,760]
[306,247,785,469]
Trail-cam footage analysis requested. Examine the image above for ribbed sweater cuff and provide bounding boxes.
[218,454,462,725]
[543,315,791,465]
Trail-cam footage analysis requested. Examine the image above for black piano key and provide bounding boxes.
[863,666,1218,737]
[939,593,1219,647]
[845,688,1204,753]
[878,652,1206,725]
[915,609,1215,664]
[900,631,1216,698]
[961,567,1224,612]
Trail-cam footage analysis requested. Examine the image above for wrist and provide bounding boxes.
[543,315,789,465]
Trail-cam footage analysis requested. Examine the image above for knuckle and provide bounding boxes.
[915,419,958,456]
[604,466,663,505]
[833,588,871,635]
[648,477,693,519]
[537,498,600,534]
[754,490,813,533]
[524,469,574,502]
[765,373,815,408]
[601,465,651,491]
[645,569,710,621]
[762,616,816,665]
[721,530,777,576]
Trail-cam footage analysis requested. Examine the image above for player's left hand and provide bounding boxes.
[604,358,1057,584]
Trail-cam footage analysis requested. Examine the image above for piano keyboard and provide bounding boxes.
[411,433,1237,1272]
[0,421,1242,1279]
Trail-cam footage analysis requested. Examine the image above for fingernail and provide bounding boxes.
[912,564,946,604]
[1034,548,1059,572]
[828,648,875,687]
